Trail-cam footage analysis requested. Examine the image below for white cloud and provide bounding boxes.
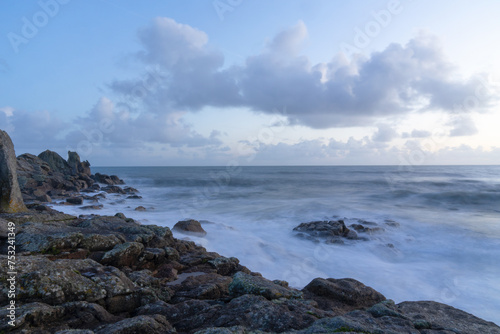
[448,115,479,137]
[111,18,500,130]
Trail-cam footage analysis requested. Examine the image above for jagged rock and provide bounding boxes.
[39,150,73,175]
[92,173,124,185]
[173,219,207,237]
[67,151,91,176]
[293,220,359,242]
[0,129,27,213]
[302,277,386,313]
[229,271,302,300]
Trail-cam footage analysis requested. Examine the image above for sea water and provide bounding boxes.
[58,165,500,324]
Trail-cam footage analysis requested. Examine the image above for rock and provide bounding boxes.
[67,197,84,205]
[67,151,91,176]
[135,206,147,211]
[102,185,126,194]
[293,220,357,243]
[397,301,500,334]
[173,219,207,237]
[229,271,302,300]
[95,315,174,334]
[127,195,142,199]
[100,242,144,268]
[172,273,232,301]
[302,277,386,313]
[81,204,103,210]
[208,256,241,276]
[92,173,124,185]
[0,130,27,213]
[210,294,329,332]
[300,310,420,334]
[38,150,73,175]
[36,193,52,202]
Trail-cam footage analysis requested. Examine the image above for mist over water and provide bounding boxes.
[61,165,500,324]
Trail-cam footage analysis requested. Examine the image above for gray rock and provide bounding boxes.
[173,219,207,237]
[100,242,144,268]
[229,271,302,300]
[67,197,84,205]
[0,130,27,213]
[397,301,500,334]
[302,277,385,313]
[95,314,174,334]
[38,149,72,175]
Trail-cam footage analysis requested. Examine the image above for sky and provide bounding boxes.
[1,0,500,166]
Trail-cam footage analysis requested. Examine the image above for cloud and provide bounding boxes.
[113,18,499,130]
[67,97,222,150]
[402,129,432,138]
[448,115,478,137]
[0,109,68,152]
[372,124,399,142]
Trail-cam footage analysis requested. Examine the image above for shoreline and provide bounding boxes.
[1,142,499,332]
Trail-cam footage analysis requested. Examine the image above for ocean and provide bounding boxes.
[59,165,500,324]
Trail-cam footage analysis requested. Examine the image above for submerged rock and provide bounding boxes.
[0,129,27,213]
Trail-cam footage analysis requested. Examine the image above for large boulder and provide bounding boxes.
[173,219,207,237]
[302,277,386,314]
[0,130,27,213]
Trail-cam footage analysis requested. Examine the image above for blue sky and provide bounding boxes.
[1,0,500,165]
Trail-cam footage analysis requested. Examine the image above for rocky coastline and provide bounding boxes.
[1,130,500,334]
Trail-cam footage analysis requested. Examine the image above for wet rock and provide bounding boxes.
[67,197,84,205]
[92,173,124,185]
[127,195,142,199]
[302,277,385,313]
[293,220,359,243]
[102,185,126,194]
[173,219,207,237]
[0,129,28,213]
[229,271,302,300]
[135,206,147,211]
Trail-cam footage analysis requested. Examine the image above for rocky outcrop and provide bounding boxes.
[92,172,124,185]
[0,129,27,213]
[294,218,395,244]
[17,150,95,201]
